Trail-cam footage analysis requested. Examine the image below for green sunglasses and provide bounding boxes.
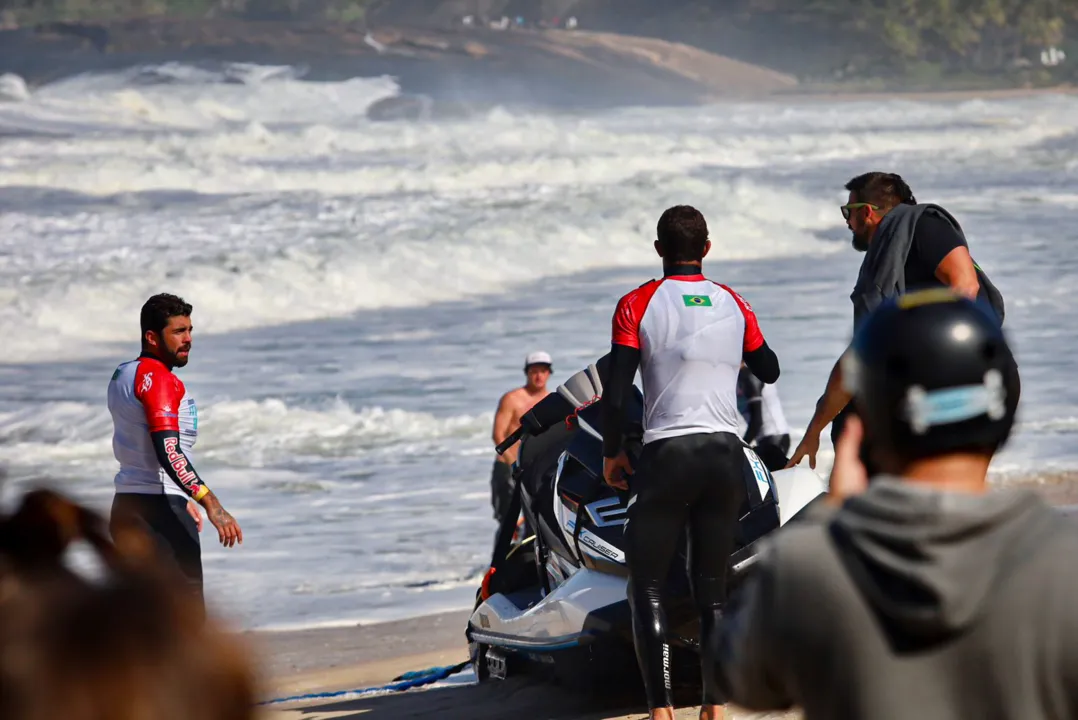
[840,202,879,220]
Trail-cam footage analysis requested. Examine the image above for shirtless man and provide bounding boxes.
[490,351,552,526]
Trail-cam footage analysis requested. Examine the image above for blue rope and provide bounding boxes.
[258,661,472,706]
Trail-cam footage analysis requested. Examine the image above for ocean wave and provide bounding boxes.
[127,61,307,87]
[3,73,1077,368]
[195,399,491,465]
[0,73,30,103]
[0,398,491,471]
[1,65,865,365]
[0,63,400,134]
[0,173,840,363]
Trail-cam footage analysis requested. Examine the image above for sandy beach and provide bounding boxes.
[250,608,795,719]
[242,473,1078,720]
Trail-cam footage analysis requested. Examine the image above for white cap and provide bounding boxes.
[524,351,553,369]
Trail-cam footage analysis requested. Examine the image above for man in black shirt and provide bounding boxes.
[787,171,1009,470]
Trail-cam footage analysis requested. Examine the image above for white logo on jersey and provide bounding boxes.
[140,372,153,393]
[732,289,753,311]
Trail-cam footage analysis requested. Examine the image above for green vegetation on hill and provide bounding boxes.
[545,0,1078,87]
[769,0,1077,75]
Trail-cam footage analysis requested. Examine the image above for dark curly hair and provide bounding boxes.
[140,293,192,338]
[656,205,709,263]
[845,172,918,210]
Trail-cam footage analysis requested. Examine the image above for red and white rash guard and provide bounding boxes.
[107,354,205,500]
[611,273,765,444]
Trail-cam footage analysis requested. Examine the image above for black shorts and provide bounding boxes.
[490,460,514,525]
[110,493,203,618]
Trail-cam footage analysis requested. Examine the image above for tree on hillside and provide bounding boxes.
[768,0,1076,71]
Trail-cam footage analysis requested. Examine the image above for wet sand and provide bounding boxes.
[250,472,1078,720]
[249,611,470,700]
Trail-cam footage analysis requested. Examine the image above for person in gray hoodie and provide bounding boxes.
[716,288,1078,720]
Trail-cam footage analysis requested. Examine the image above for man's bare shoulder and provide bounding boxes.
[497,387,530,409]
[524,388,551,410]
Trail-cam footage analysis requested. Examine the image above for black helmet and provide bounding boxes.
[842,288,1019,462]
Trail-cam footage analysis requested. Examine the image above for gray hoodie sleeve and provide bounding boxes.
[717,548,795,711]
[1051,538,1078,716]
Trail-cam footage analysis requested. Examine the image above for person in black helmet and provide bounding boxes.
[715,287,1078,720]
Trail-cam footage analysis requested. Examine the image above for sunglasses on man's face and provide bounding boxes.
[840,202,878,220]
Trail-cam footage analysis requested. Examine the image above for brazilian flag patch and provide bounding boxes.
[682,295,712,307]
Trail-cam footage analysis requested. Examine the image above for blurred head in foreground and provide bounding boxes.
[0,483,257,720]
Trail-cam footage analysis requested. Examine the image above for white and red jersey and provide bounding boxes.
[107,354,199,497]
[612,273,765,444]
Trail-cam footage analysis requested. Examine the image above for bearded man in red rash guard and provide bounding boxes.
[107,293,243,621]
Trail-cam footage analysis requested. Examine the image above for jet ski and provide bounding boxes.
[466,353,828,691]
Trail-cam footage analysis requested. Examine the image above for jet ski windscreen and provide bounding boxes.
[556,363,604,408]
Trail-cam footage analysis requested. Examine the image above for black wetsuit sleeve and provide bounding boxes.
[744,340,779,385]
[150,430,210,501]
[739,369,764,443]
[601,343,641,458]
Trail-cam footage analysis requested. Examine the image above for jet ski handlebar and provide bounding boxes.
[495,426,527,456]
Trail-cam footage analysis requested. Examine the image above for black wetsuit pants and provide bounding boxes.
[110,493,204,624]
[624,431,748,710]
